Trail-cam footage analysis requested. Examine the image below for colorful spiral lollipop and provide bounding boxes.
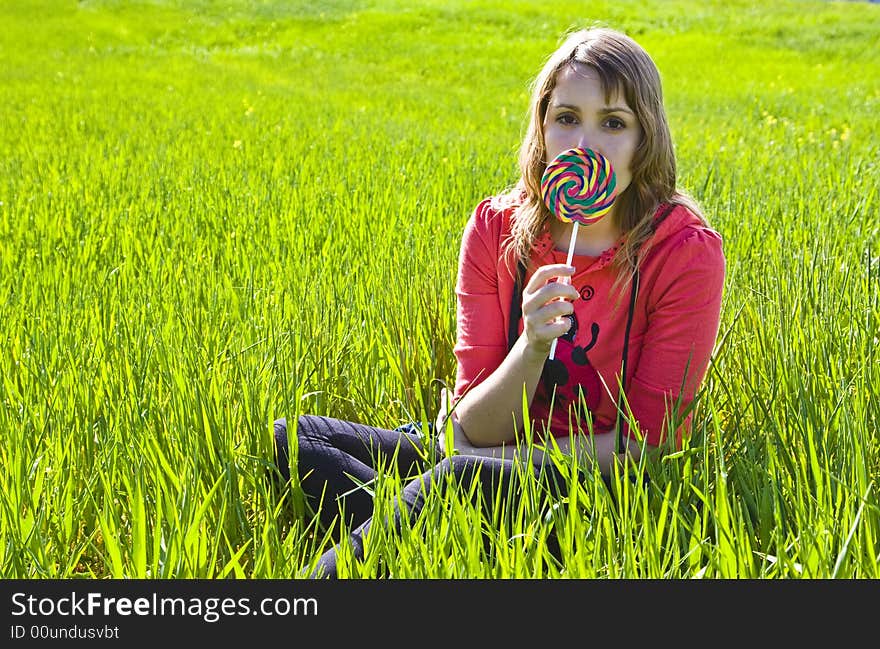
[541,147,617,225]
[540,148,617,361]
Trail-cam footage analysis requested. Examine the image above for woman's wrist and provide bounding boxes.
[518,333,551,366]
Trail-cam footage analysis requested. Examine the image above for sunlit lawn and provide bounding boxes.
[0,0,878,578]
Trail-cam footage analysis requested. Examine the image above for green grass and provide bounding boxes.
[0,0,878,578]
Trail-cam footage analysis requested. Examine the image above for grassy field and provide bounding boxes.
[1,0,878,578]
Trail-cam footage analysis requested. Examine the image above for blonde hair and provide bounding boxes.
[496,26,706,290]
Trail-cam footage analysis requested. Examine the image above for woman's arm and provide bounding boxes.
[436,387,534,462]
[452,334,547,448]
[437,388,644,473]
[621,229,725,447]
[454,263,580,447]
[548,431,644,475]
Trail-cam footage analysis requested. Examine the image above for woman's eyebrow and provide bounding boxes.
[549,102,581,111]
[599,106,635,115]
[550,102,634,116]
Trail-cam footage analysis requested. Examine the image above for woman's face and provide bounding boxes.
[542,63,643,197]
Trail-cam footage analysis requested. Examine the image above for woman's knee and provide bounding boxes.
[273,415,329,482]
[432,454,487,483]
[273,417,291,482]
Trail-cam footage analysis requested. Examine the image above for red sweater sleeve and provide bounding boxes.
[623,228,726,448]
[453,199,508,401]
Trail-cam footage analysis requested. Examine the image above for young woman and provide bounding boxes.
[273,26,725,578]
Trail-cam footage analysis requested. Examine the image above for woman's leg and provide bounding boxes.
[274,415,436,533]
[310,454,568,578]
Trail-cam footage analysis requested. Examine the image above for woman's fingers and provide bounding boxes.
[523,283,580,315]
[529,291,576,318]
[524,263,576,293]
[528,313,573,340]
[522,304,574,351]
[522,264,579,321]
[520,263,580,351]
[522,266,579,310]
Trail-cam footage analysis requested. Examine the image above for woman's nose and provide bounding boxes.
[576,130,594,151]
[577,139,605,160]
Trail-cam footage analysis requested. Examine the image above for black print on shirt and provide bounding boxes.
[540,312,602,413]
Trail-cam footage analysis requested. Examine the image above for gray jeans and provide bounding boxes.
[273,415,580,578]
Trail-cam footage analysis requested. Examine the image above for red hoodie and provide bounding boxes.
[453,197,725,448]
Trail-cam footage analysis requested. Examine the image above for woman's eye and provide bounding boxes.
[605,117,626,130]
[557,113,578,125]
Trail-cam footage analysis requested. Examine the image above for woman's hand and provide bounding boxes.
[437,389,646,472]
[520,263,581,358]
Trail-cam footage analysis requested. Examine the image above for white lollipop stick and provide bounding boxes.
[548,221,579,361]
